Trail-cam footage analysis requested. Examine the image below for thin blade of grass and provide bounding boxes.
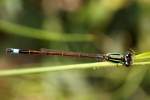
[0,61,150,76]
[0,20,94,42]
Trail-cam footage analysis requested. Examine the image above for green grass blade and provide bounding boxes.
[135,52,150,59]
[0,20,94,42]
[0,61,150,76]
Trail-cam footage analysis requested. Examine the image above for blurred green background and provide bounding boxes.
[0,0,150,100]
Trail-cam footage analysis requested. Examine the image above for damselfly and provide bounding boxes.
[6,48,133,67]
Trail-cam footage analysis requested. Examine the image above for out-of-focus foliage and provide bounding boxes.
[0,0,150,100]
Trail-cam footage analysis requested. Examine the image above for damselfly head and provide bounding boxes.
[123,50,133,67]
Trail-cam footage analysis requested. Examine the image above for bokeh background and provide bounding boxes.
[0,0,150,100]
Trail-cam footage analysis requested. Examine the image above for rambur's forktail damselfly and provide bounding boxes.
[6,48,133,67]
